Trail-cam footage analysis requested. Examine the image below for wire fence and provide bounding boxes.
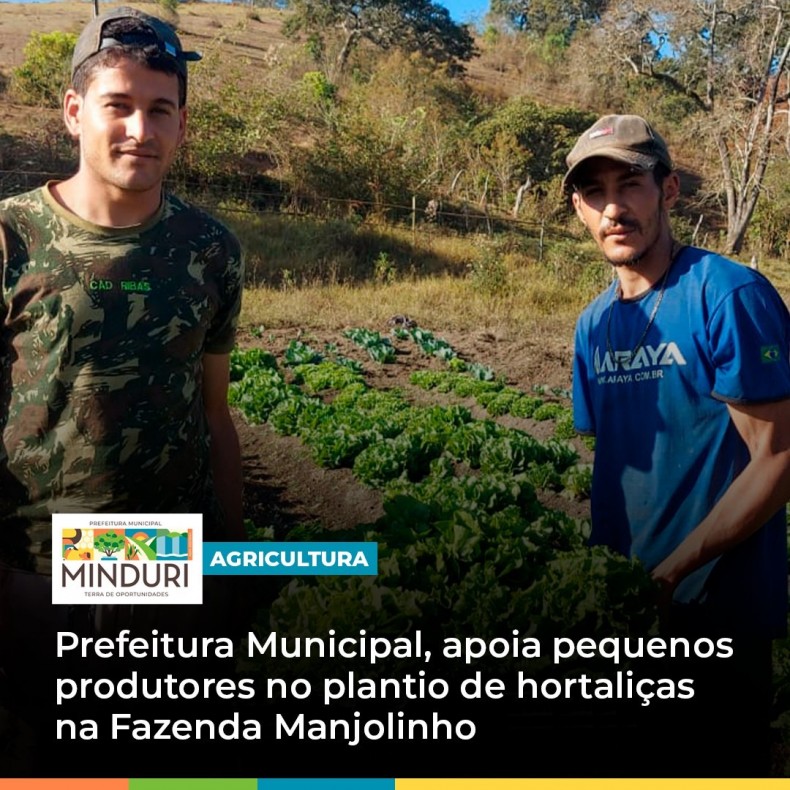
[0,168,574,241]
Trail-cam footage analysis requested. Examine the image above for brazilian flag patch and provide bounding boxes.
[761,344,781,363]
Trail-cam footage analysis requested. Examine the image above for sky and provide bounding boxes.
[442,0,490,25]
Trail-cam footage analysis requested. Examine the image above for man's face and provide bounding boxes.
[64,58,186,196]
[571,158,679,268]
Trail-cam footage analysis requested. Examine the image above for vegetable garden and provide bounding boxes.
[229,324,790,771]
[230,324,661,646]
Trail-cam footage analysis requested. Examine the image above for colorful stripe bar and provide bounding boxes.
[259,782,393,790]
[396,783,790,789]
[0,782,128,790]
[130,781,256,790]
[2,780,790,788]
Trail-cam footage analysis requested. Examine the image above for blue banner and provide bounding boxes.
[203,541,378,575]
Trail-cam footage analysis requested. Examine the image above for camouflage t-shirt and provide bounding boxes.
[0,184,244,527]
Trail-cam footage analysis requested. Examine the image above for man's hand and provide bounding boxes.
[650,562,679,625]
[648,398,790,607]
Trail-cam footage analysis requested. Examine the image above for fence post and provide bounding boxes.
[691,214,704,246]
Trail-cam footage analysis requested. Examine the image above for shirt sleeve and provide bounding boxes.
[708,279,790,403]
[572,318,596,435]
[0,220,9,317]
[204,228,244,355]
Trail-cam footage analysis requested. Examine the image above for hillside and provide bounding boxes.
[0,0,531,123]
[0,2,283,127]
[0,1,290,70]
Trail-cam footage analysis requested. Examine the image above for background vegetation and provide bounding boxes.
[1,0,788,336]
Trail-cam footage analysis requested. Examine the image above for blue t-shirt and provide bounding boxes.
[573,246,790,636]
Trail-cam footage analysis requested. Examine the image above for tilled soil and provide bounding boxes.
[234,323,591,535]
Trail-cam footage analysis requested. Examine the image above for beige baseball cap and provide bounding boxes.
[563,114,673,192]
[71,6,201,83]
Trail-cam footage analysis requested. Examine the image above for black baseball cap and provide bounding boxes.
[563,114,673,192]
[71,6,201,83]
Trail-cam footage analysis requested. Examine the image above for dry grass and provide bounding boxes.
[761,258,790,297]
[226,207,606,335]
[238,226,790,341]
[226,212,487,288]
[238,253,611,344]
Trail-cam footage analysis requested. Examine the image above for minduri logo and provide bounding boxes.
[52,514,203,605]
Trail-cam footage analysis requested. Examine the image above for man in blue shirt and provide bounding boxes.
[565,114,790,774]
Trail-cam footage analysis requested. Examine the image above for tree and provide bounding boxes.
[283,0,477,78]
[596,0,790,254]
[94,531,124,559]
[489,0,609,39]
[11,31,77,107]
[471,98,595,208]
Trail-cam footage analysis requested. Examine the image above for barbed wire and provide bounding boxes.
[0,168,573,235]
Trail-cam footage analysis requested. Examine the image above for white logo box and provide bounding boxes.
[51,513,203,605]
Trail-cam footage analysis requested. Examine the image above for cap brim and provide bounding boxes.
[562,149,658,193]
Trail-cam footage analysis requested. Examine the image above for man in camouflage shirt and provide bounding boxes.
[0,6,245,575]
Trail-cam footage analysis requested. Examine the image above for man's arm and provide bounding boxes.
[203,351,245,540]
[651,397,790,596]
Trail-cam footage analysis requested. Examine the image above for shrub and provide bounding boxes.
[12,31,76,107]
[301,70,336,104]
[373,251,397,284]
[468,248,508,295]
